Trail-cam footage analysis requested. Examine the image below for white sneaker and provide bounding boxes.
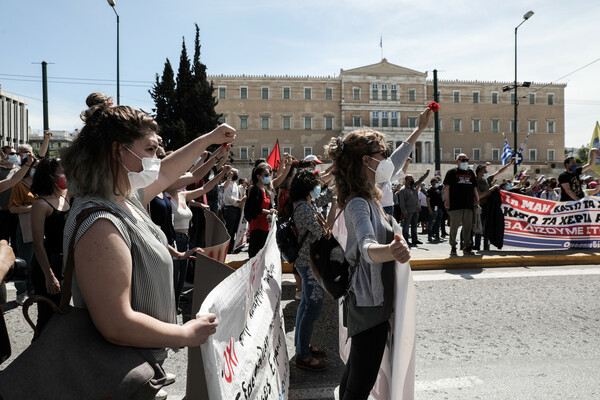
[164,372,176,386]
[15,292,28,306]
[154,388,168,400]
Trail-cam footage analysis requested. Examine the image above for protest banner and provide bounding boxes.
[501,190,600,249]
[332,212,416,400]
[199,220,289,400]
[234,212,249,252]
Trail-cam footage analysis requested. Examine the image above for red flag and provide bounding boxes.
[266,139,281,170]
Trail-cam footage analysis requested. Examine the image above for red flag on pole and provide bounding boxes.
[266,139,281,170]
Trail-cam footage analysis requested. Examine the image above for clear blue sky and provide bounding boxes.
[2,0,599,149]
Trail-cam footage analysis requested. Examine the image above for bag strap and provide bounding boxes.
[292,202,313,249]
[60,206,120,309]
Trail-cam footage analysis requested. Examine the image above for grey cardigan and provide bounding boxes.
[344,196,401,307]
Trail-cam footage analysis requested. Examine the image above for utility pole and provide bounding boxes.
[433,69,440,174]
[41,61,49,131]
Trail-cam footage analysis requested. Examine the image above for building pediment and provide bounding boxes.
[340,59,426,78]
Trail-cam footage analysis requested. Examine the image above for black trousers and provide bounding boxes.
[339,321,390,400]
[248,229,268,259]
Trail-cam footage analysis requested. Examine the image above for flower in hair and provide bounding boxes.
[337,137,344,152]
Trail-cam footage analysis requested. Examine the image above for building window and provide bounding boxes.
[325,116,333,130]
[453,91,460,103]
[453,118,461,132]
[372,111,379,127]
[304,147,312,158]
[353,87,360,100]
[261,116,270,130]
[453,148,462,159]
[304,116,312,130]
[408,89,416,102]
[218,116,227,124]
[304,87,312,100]
[491,92,499,104]
[473,119,481,133]
[381,84,388,101]
[472,92,480,104]
[548,93,554,105]
[240,147,248,160]
[239,116,248,130]
[282,116,291,130]
[240,87,248,99]
[391,85,397,101]
[218,87,226,99]
[548,149,555,161]
[473,148,481,161]
[547,120,555,133]
[511,93,516,105]
[283,146,291,155]
[261,147,269,158]
[529,149,537,161]
[381,112,389,127]
[372,84,378,100]
[529,120,537,133]
[510,119,517,133]
[491,119,500,133]
[283,87,291,100]
[391,112,398,127]
[353,116,362,127]
[261,87,269,100]
[437,90,441,102]
[408,117,417,128]
[492,148,500,161]
[529,93,535,105]
[325,87,333,100]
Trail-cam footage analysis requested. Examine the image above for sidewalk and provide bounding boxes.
[226,231,600,271]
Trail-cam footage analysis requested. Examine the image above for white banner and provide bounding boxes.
[234,212,249,252]
[333,212,416,400]
[200,220,289,400]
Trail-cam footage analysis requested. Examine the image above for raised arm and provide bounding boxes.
[38,130,52,158]
[581,148,598,173]
[181,165,231,202]
[0,154,34,193]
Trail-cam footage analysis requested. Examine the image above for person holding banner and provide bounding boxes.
[60,102,233,368]
[327,130,411,400]
[559,150,597,201]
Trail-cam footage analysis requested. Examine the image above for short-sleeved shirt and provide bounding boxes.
[427,186,444,209]
[63,190,176,360]
[558,167,584,201]
[443,167,477,211]
[476,177,493,207]
[9,181,36,208]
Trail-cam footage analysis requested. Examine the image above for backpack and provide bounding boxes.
[309,211,354,299]
[276,204,309,263]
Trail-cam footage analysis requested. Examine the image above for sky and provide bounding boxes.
[1,0,599,149]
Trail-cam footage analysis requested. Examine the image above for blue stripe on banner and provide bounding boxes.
[504,234,600,249]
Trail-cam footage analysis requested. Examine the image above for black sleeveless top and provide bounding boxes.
[40,197,69,254]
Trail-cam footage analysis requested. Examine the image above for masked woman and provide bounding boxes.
[244,162,277,258]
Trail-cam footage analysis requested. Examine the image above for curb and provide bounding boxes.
[226,253,600,272]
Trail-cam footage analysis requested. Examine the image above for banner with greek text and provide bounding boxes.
[332,211,416,400]
[199,220,289,400]
[502,190,600,249]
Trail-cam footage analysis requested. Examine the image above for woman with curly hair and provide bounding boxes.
[325,109,429,398]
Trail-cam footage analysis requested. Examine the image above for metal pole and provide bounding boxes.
[42,61,49,131]
[433,69,440,173]
[116,12,120,105]
[514,27,518,174]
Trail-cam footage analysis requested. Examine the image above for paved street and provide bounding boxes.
[2,236,600,399]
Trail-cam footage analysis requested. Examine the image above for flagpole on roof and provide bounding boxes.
[380,34,383,60]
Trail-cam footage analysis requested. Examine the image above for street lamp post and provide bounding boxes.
[107,0,120,105]
[513,10,534,174]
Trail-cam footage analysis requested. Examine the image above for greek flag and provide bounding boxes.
[501,138,513,166]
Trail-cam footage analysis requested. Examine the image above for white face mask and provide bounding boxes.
[367,156,395,183]
[121,146,161,190]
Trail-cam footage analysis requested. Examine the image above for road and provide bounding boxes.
[2,265,600,399]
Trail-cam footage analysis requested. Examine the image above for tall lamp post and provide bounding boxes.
[510,10,534,174]
[107,0,120,105]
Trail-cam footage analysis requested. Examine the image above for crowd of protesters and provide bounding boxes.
[2,91,600,400]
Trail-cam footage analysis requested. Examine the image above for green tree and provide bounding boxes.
[576,144,590,164]
[150,24,221,151]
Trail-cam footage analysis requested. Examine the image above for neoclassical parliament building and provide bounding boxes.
[211,59,565,171]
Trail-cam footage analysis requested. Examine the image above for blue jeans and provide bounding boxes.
[428,208,443,239]
[401,211,419,243]
[15,222,34,295]
[294,265,324,359]
[173,231,190,309]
